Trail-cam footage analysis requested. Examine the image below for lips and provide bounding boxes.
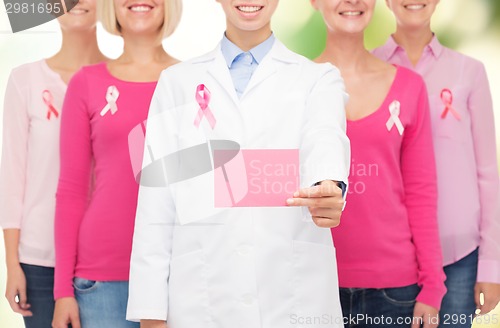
[339,11,363,16]
[236,5,263,13]
[404,4,426,10]
[68,7,89,15]
[128,3,154,13]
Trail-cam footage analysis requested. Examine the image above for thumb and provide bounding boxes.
[18,286,29,309]
[71,311,81,328]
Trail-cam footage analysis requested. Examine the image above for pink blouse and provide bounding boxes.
[374,36,500,284]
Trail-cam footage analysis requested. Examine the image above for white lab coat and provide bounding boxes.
[127,40,350,328]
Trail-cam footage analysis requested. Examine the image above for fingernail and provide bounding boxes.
[286,198,294,205]
[293,191,299,197]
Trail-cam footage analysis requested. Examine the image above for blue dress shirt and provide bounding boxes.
[221,33,275,98]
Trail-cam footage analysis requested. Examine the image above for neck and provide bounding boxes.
[118,33,168,64]
[52,27,105,69]
[318,31,370,74]
[225,24,272,51]
[392,25,433,65]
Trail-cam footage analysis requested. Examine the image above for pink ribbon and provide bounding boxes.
[194,84,216,129]
[440,88,461,120]
[386,100,404,135]
[100,86,120,117]
[43,90,59,120]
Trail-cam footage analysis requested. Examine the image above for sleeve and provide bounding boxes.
[401,78,447,310]
[54,69,93,299]
[468,62,500,283]
[300,64,350,194]
[126,71,178,322]
[0,70,29,230]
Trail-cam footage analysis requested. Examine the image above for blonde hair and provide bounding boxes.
[98,0,182,39]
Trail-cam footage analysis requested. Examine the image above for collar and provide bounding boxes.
[381,34,444,60]
[221,33,276,68]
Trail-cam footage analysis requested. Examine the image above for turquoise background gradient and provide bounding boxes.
[0,1,499,327]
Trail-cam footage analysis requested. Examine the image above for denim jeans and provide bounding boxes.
[340,284,420,328]
[439,248,478,328]
[73,278,139,328]
[20,263,55,328]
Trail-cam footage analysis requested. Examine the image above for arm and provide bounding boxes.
[287,64,350,228]
[401,79,446,312]
[3,230,32,316]
[0,70,32,316]
[126,72,178,322]
[54,69,92,300]
[52,70,92,328]
[468,62,500,314]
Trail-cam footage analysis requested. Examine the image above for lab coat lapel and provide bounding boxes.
[204,44,240,107]
[243,40,298,98]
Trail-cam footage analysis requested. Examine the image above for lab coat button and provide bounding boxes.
[242,294,255,305]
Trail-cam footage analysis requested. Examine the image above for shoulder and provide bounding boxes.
[440,46,486,75]
[394,65,426,89]
[67,62,109,91]
[9,60,47,84]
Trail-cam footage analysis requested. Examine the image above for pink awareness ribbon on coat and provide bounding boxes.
[194,84,216,129]
[386,100,404,135]
[100,86,120,117]
[43,90,59,120]
[440,88,461,120]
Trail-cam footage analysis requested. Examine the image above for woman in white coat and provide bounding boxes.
[126,1,350,327]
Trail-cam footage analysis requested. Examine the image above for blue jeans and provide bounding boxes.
[74,278,139,328]
[20,263,55,328]
[340,284,420,328]
[439,248,478,328]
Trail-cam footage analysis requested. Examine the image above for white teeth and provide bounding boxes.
[405,4,425,10]
[341,11,362,16]
[237,6,262,13]
[130,6,152,12]
[69,8,86,14]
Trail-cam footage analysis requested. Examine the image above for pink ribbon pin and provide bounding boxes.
[386,100,404,135]
[440,89,461,120]
[43,90,59,120]
[100,86,120,117]
[194,84,216,129]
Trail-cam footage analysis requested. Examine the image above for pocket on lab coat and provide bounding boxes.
[168,248,212,327]
[292,240,343,327]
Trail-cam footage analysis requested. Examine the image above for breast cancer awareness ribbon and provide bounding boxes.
[100,86,120,117]
[194,84,216,129]
[440,88,461,120]
[43,90,59,120]
[386,100,404,135]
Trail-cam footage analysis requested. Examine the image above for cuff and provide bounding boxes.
[126,309,168,323]
[477,259,500,284]
[416,282,447,310]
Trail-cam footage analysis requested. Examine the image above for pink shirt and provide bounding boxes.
[374,36,500,284]
[332,66,446,310]
[54,63,156,299]
[0,60,66,267]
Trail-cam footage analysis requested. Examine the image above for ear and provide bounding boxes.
[310,0,319,10]
[385,0,392,10]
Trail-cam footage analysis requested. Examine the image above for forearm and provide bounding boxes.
[3,229,21,269]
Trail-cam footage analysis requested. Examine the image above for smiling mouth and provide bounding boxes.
[340,11,363,16]
[236,5,264,13]
[128,4,154,12]
[404,4,426,10]
[68,8,88,14]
